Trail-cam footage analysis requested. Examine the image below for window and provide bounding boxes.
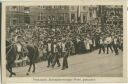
[64,6,68,10]
[53,6,55,8]
[83,6,86,10]
[48,6,52,9]
[71,13,75,22]
[83,15,87,22]
[61,6,64,9]
[12,6,17,11]
[46,6,49,9]
[24,7,30,13]
[12,19,17,25]
[90,12,92,17]
[38,16,40,20]
[71,6,75,10]
[24,7,29,11]
[12,6,16,9]
[58,6,61,9]
[24,16,30,24]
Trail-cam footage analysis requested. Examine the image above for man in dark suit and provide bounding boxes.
[52,38,61,68]
[61,39,69,70]
[46,38,53,67]
[113,36,119,55]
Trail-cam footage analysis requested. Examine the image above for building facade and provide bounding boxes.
[6,6,99,27]
[6,6,30,27]
[6,5,123,33]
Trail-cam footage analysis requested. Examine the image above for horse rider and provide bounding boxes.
[52,38,61,68]
[15,36,23,60]
[98,36,105,54]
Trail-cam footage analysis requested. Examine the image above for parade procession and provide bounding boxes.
[6,5,123,77]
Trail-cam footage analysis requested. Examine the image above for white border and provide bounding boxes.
[1,0,128,84]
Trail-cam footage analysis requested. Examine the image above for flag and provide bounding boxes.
[77,6,81,17]
[77,6,81,22]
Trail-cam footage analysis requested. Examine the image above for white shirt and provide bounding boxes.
[43,45,47,53]
[53,44,57,53]
[99,39,103,44]
[114,38,117,44]
[93,40,96,47]
[105,37,112,44]
[16,43,22,52]
[89,39,93,45]
[48,43,51,51]
[76,38,80,43]
[58,42,62,48]
[62,43,66,52]
[14,36,18,42]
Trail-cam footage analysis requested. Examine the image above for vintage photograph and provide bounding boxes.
[5,5,124,78]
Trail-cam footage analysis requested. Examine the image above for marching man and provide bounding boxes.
[46,38,53,67]
[52,38,61,68]
[98,36,105,54]
[61,39,69,70]
[113,36,119,55]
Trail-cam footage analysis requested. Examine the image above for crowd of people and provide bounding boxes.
[7,17,123,69]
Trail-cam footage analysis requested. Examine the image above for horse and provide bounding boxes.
[6,40,39,77]
[6,40,17,77]
[26,44,39,75]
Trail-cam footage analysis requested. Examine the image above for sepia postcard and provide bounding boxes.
[1,0,128,84]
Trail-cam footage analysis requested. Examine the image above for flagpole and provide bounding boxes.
[77,5,81,23]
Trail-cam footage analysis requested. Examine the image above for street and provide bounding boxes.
[6,49,123,77]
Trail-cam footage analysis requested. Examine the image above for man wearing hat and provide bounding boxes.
[57,38,62,58]
[52,38,61,68]
[98,36,105,54]
[105,34,113,54]
[61,39,69,70]
[113,35,119,55]
[46,38,53,67]
[15,36,23,60]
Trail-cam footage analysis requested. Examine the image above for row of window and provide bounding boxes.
[37,14,67,21]
[9,6,96,12]
[9,6,30,12]
[10,16,30,25]
[38,6,69,10]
